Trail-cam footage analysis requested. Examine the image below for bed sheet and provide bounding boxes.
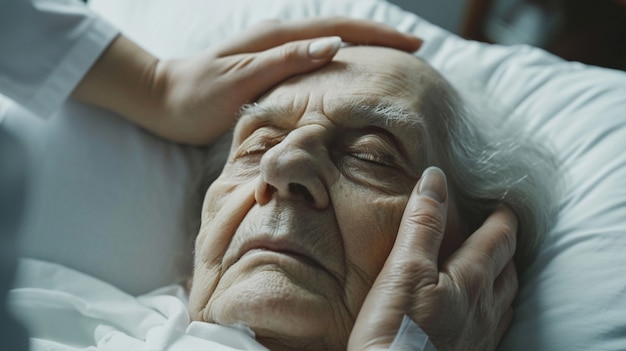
[10,259,267,351]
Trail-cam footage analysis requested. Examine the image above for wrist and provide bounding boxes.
[72,35,166,131]
[133,54,168,133]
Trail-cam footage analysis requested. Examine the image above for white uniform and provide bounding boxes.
[0,0,118,120]
[0,1,117,350]
[0,0,197,302]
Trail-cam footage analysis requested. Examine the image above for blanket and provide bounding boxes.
[9,259,268,351]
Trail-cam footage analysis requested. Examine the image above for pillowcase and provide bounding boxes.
[19,0,626,349]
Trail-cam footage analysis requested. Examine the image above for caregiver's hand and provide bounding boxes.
[348,167,519,351]
[73,17,422,145]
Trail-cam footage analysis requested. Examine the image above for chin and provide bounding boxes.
[207,270,348,345]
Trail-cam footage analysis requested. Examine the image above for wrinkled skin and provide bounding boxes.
[189,47,467,351]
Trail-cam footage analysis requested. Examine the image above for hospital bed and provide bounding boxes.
[5,0,626,350]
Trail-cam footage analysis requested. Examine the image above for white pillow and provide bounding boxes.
[19,0,626,350]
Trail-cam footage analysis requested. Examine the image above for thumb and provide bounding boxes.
[348,167,449,351]
[392,166,448,267]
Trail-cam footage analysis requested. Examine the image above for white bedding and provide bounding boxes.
[8,0,626,350]
[10,259,267,351]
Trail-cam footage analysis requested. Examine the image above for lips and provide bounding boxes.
[235,238,325,270]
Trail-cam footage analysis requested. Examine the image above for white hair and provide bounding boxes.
[415,72,560,268]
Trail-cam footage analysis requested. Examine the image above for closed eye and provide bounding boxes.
[235,127,285,159]
[240,140,278,156]
[349,152,396,168]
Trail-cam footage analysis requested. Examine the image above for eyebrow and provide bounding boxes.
[337,100,422,132]
[238,103,290,125]
[239,99,422,132]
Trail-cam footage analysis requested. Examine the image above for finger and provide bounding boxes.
[492,260,518,320]
[493,307,514,349]
[348,167,448,351]
[447,205,518,279]
[225,37,342,101]
[215,17,422,56]
[387,166,448,270]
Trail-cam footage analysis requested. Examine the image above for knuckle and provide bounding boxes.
[498,219,517,239]
[387,252,435,279]
[495,205,519,235]
[405,207,445,234]
[400,259,437,287]
[482,213,518,259]
[227,56,257,77]
[251,19,289,41]
[277,42,302,62]
[448,260,490,298]
[309,16,352,33]
[494,221,518,256]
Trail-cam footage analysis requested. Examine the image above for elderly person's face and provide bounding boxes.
[189,46,464,350]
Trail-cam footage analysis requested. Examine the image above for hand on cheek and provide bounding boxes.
[348,167,519,351]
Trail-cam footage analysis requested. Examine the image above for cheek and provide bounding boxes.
[189,177,257,321]
[333,183,408,288]
[201,165,244,217]
[196,178,235,248]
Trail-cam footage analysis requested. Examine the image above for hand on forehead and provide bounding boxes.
[233,45,446,170]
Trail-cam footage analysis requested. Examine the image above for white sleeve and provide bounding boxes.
[0,0,119,119]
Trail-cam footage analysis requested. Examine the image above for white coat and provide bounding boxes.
[0,1,117,350]
[0,0,118,120]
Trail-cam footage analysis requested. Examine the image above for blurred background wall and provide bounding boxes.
[387,0,468,33]
[386,0,626,71]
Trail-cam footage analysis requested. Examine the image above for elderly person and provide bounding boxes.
[1,2,423,349]
[188,46,557,350]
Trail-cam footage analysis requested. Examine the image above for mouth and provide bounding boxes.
[237,239,325,271]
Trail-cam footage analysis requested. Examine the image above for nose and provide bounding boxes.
[254,126,330,209]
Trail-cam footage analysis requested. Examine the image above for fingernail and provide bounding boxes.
[418,166,447,203]
[308,36,342,59]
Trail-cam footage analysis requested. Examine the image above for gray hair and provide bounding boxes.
[416,72,560,268]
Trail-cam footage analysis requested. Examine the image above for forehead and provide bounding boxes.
[241,47,440,136]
